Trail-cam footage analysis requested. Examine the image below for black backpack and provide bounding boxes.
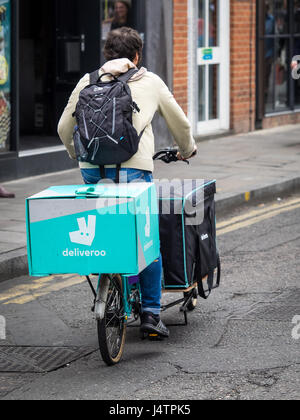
[73,68,144,179]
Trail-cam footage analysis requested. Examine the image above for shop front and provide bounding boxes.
[0,0,173,182]
[256,0,300,127]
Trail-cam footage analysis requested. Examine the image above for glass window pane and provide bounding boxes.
[274,0,289,34]
[294,37,300,107]
[265,0,275,36]
[274,38,289,111]
[265,38,275,113]
[101,0,134,41]
[198,0,206,47]
[198,66,205,121]
[265,38,290,113]
[209,0,218,47]
[294,77,300,108]
[209,64,219,119]
[295,1,300,33]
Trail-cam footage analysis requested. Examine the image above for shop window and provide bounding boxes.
[0,0,11,153]
[101,0,134,42]
[258,0,300,116]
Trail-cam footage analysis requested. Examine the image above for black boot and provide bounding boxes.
[140,312,169,338]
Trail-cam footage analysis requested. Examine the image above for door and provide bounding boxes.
[55,0,101,128]
[192,0,230,135]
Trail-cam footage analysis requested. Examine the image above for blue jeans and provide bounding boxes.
[81,167,162,315]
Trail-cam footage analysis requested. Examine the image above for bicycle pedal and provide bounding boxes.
[148,333,164,341]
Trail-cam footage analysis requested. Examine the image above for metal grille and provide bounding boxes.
[0,346,94,373]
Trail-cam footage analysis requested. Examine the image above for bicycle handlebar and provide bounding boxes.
[153,148,190,165]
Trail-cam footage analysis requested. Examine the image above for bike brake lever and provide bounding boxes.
[182,159,190,165]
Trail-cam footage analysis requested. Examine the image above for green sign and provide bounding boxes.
[203,48,213,61]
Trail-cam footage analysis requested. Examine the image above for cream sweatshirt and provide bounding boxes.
[57,58,196,173]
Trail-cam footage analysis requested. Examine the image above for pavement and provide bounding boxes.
[0,123,300,283]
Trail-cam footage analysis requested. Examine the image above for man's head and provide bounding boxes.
[104,27,143,67]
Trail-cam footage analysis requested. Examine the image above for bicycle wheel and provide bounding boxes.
[97,274,127,366]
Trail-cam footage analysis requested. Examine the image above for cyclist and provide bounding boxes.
[58,27,197,338]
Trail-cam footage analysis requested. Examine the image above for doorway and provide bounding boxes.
[191,0,230,135]
[19,0,101,152]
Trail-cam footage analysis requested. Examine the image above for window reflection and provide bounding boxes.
[209,0,218,47]
[101,0,133,41]
[274,38,289,110]
[295,0,300,33]
[198,66,205,121]
[274,0,289,34]
[265,38,289,113]
[209,64,219,119]
[198,0,206,48]
[198,0,218,47]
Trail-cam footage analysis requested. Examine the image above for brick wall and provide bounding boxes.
[262,112,300,129]
[172,0,300,135]
[230,0,256,133]
[173,0,189,115]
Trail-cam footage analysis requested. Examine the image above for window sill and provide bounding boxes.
[265,108,300,118]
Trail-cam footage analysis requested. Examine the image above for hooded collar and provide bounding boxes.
[100,58,147,81]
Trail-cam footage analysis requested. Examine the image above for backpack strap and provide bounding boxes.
[117,68,139,84]
[90,69,136,85]
[90,70,100,85]
[99,164,122,184]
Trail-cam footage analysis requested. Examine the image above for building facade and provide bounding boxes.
[0,0,299,182]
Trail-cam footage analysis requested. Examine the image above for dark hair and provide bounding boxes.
[103,27,143,66]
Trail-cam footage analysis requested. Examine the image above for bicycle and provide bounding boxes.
[83,148,220,366]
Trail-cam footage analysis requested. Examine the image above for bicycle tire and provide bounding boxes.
[97,274,127,366]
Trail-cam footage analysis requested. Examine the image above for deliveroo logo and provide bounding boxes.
[69,215,96,247]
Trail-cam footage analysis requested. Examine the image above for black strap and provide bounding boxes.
[90,70,100,85]
[99,164,121,183]
[90,68,138,85]
[117,68,139,84]
[99,165,106,179]
[198,268,214,300]
[138,127,146,140]
[115,164,121,184]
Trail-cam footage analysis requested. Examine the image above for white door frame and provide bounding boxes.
[188,0,230,135]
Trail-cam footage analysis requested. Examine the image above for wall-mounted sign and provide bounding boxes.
[202,48,213,61]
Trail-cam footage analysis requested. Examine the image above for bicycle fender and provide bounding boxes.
[95,275,110,321]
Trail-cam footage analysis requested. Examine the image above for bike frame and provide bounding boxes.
[87,273,200,327]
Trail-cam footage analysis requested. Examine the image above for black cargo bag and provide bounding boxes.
[157,180,221,299]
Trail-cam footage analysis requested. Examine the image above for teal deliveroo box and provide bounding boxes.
[26,183,160,277]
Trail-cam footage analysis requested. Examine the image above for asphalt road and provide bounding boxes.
[0,195,300,400]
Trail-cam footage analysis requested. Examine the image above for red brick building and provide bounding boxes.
[173,0,300,136]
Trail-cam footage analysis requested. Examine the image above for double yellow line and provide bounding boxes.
[0,275,86,305]
[217,197,300,236]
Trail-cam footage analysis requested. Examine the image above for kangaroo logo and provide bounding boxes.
[69,215,96,247]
